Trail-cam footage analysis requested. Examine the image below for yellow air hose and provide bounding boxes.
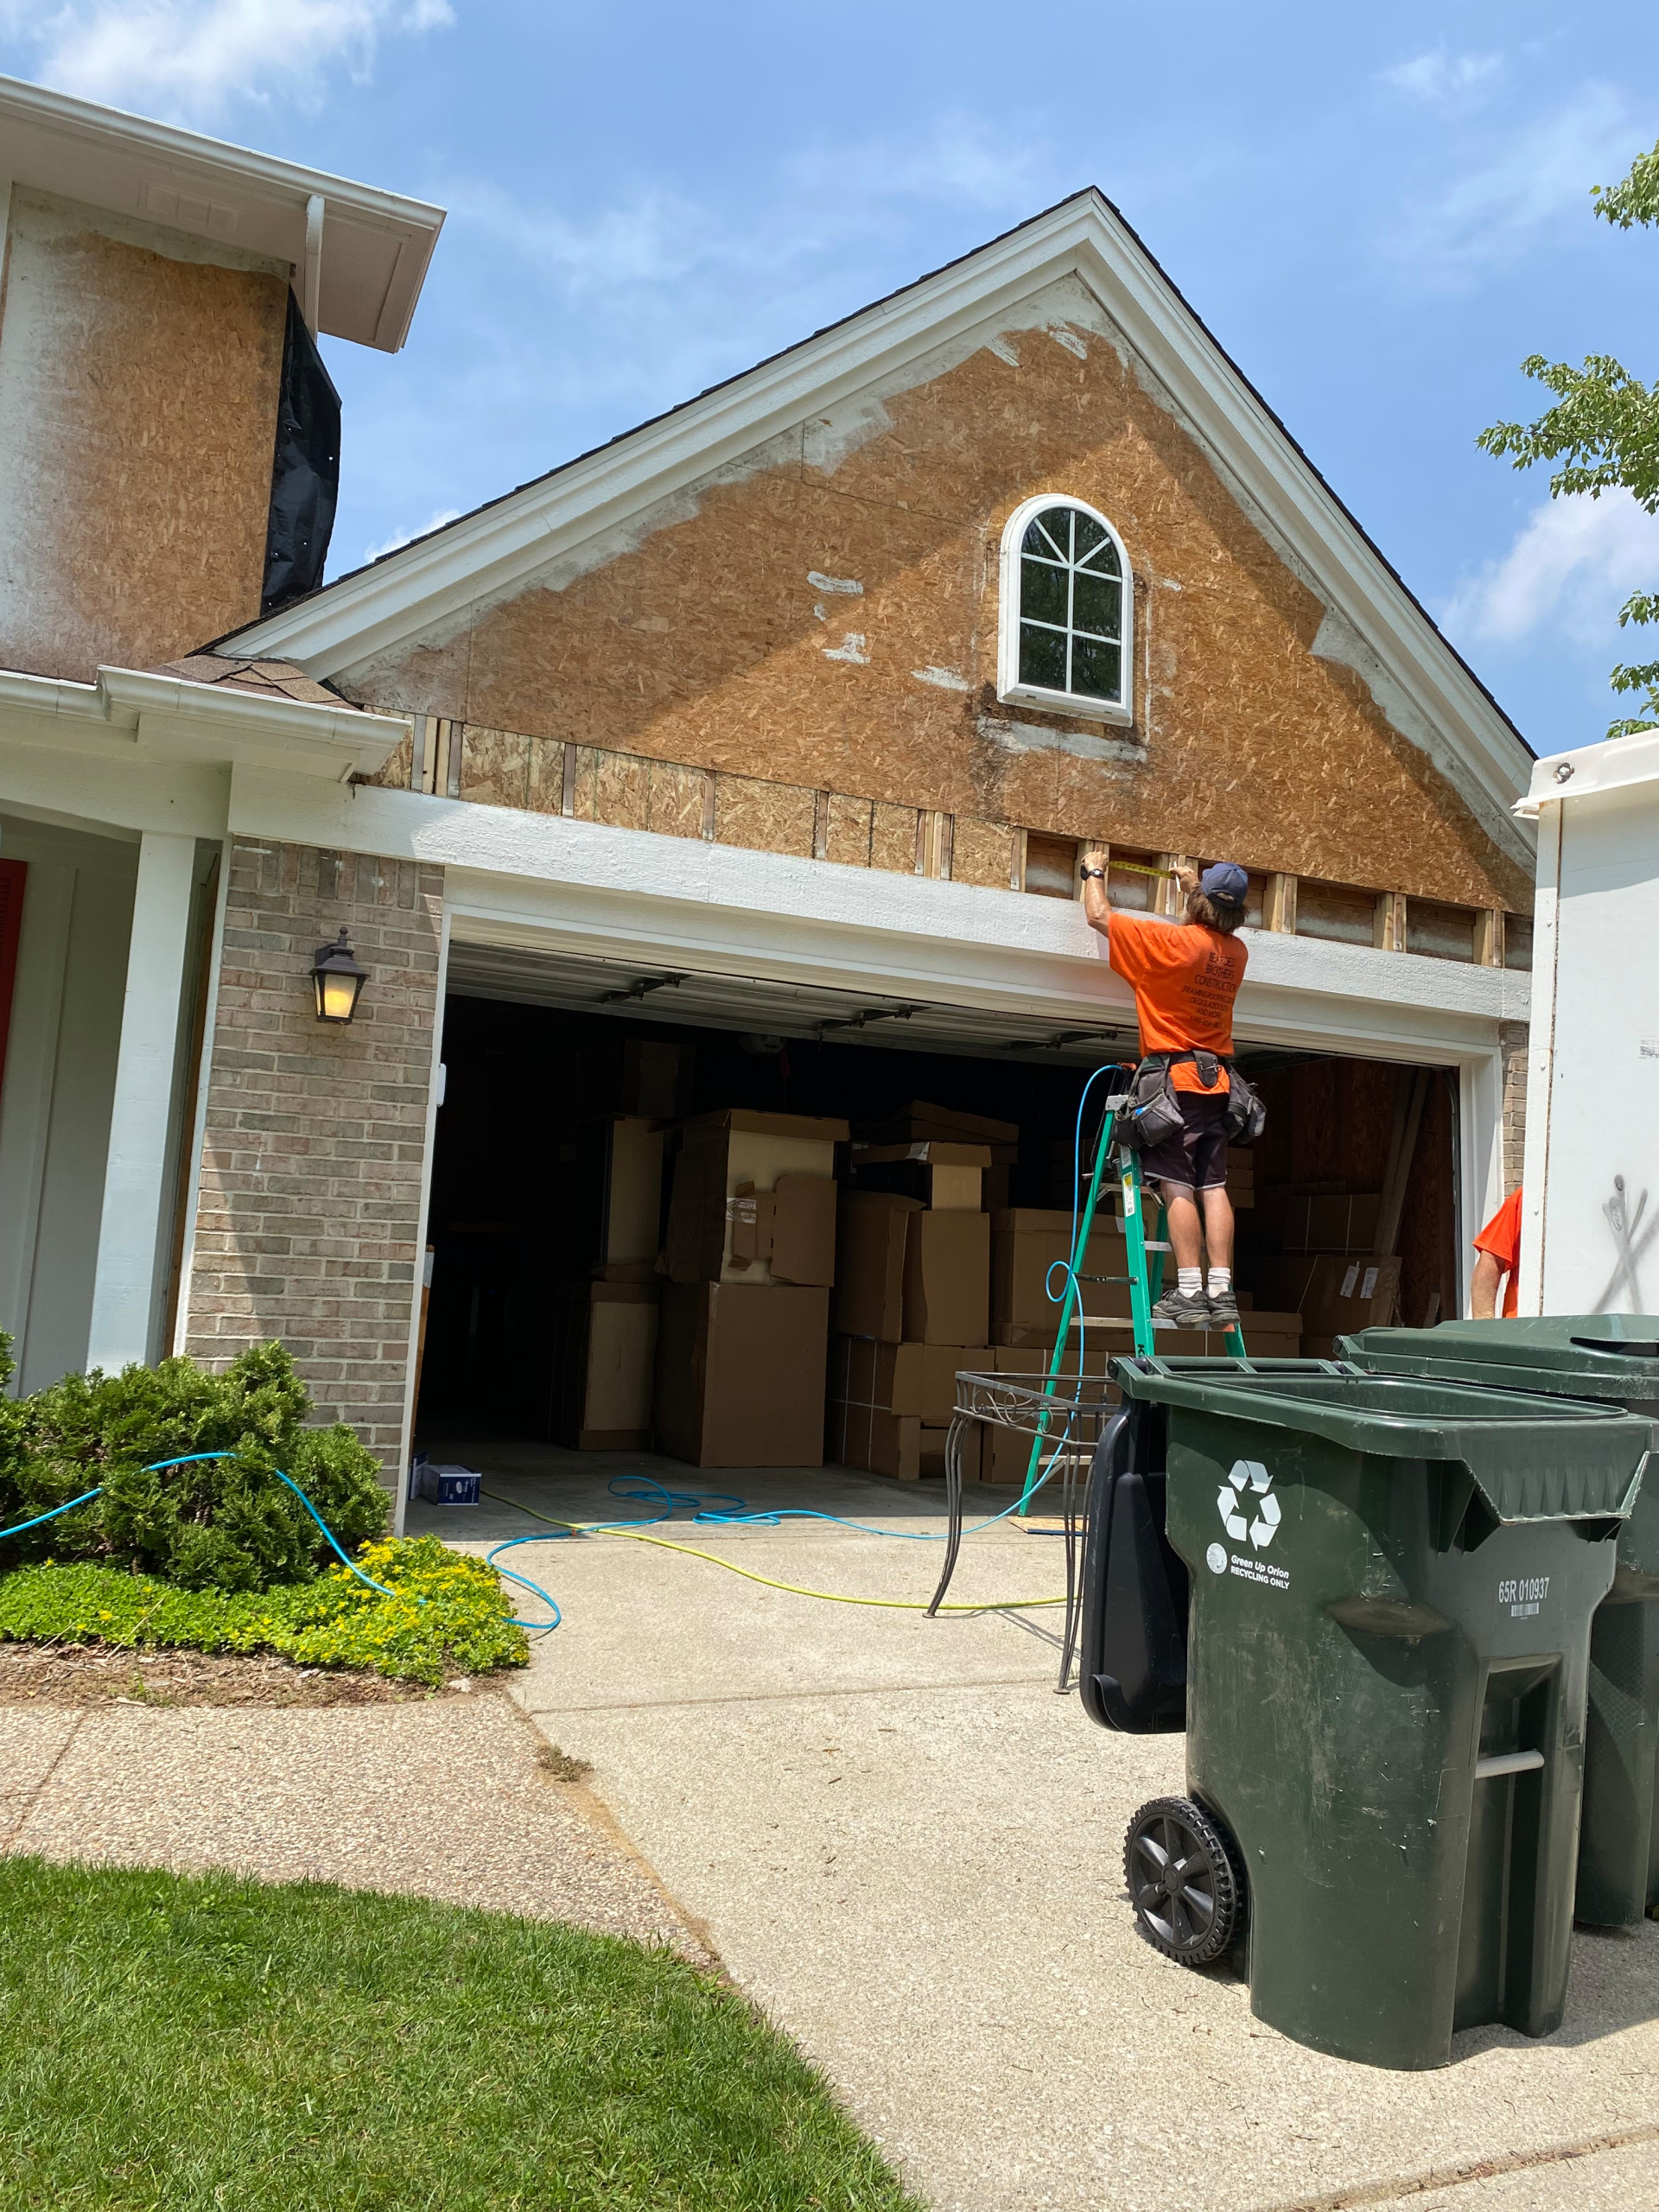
[480,1490,1068,1613]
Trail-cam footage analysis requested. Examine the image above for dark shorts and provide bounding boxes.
[1139,1091,1230,1192]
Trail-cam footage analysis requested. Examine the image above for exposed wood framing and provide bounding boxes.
[1265,873,1298,934]
[1009,827,1027,894]
[1475,907,1506,968]
[1374,891,1408,953]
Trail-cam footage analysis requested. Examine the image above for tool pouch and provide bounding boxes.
[1121,1056,1185,1151]
[1223,1063,1267,1143]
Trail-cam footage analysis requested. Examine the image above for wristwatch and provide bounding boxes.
[1079,863,1106,881]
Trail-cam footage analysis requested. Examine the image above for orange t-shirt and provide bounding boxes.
[1106,910,1248,1094]
[1473,1187,1522,1318]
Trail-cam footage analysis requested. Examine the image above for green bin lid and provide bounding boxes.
[1341,1316,1659,1400]
[1110,1355,1654,1522]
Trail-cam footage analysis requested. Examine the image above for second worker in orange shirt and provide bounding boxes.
[1080,850,1251,1329]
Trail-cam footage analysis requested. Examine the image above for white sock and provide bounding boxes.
[1178,1268,1203,1296]
[1208,1268,1232,1294]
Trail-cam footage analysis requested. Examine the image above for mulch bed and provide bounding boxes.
[0,1643,511,1707]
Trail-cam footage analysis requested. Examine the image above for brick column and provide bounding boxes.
[1498,1020,1528,1198]
[182,837,444,1474]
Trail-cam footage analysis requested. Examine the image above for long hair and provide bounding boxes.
[1185,890,1243,935]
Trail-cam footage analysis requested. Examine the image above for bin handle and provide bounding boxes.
[1473,1750,1544,1781]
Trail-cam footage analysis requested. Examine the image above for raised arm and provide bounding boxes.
[1080,843,1112,934]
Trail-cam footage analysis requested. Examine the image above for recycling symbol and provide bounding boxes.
[1217,1459,1281,1551]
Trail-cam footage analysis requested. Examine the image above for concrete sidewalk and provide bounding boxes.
[0,1690,706,1959]
[413,1441,1659,2212]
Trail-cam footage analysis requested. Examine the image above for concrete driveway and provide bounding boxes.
[412,1443,1659,2212]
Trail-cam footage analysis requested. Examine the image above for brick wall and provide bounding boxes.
[1498,1020,1529,1196]
[182,837,444,1473]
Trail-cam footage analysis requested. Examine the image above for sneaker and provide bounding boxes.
[1206,1286,1241,1328]
[1151,1287,1211,1327]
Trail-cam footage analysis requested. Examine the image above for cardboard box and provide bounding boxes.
[849,1141,990,1211]
[1253,1254,1401,1350]
[991,1208,1131,1332]
[664,1109,848,1284]
[728,1174,838,1286]
[655,1281,830,1467]
[992,1343,1114,1377]
[568,1037,690,1122]
[832,1191,922,1341]
[1281,1192,1382,1255]
[548,1280,659,1449]
[904,1209,990,1346]
[829,1400,918,1481]
[858,1098,1019,1164]
[978,1420,1102,1489]
[601,1116,665,1266]
[828,1336,983,1427]
[920,1424,980,1482]
[827,1401,982,1483]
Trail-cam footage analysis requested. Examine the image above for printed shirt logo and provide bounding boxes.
[1217,1459,1281,1550]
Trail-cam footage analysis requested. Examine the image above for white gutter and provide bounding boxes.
[0,663,407,781]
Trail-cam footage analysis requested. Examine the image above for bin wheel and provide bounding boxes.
[1124,1796,1243,1968]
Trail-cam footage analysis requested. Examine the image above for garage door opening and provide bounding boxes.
[412,957,1464,1475]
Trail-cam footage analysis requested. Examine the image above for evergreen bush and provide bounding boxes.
[0,1337,387,1592]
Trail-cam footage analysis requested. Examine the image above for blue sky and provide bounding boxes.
[3,2,1657,754]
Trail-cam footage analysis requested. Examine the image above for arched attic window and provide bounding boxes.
[997,496,1133,724]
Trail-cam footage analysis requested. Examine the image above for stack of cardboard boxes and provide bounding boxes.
[655,1109,846,1465]
[825,1109,1000,1481]
[544,1039,690,1450]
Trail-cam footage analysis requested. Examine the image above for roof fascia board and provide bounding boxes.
[229,194,1529,839]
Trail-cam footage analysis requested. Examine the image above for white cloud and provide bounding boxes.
[1382,83,1653,279]
[364,505,461,563]
[0,0,453,124]
[1440,492,1659,649]
[1381,48,1504,111]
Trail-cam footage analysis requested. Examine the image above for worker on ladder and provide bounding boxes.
[1079,851,1254,1330]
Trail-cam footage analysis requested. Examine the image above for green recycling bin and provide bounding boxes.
[1110,1356,1653,2069]
[1344,1316,1659,1930]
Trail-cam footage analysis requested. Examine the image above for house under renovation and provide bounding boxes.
[0,78,1535,1512]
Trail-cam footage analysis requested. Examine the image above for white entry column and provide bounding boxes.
[86,830,197,1370]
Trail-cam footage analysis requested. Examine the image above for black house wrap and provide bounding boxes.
[261,291,341,613]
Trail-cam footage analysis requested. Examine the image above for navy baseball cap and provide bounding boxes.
[1200,862,1249,907]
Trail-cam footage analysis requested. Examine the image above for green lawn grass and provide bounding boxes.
[0,1858,921,2212]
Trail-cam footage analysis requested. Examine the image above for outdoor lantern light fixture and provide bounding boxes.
[311,928,369,1024]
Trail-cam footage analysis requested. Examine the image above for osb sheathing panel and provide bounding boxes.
[715,772,816,856]
[345,308,1528,910]
[824,793,874,867]
[0,199,286,682]
[952,816,1014,889]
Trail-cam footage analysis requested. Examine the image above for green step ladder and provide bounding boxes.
[1016,1080,1249,1515]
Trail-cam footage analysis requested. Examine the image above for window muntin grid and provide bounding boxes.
[1016,505,1124,705]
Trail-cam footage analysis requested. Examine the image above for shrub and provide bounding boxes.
[0,1337,387,1591]
[0,1537,528,1683]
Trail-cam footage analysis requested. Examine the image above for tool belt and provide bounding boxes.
[1120,1051,1267,1151]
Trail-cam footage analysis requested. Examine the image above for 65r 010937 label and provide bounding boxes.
[1498,1574,1548,1618]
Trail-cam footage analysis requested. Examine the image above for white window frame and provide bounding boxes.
[996,494,1134,726]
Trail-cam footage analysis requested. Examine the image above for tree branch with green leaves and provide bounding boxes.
[1478,138,1659,738]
